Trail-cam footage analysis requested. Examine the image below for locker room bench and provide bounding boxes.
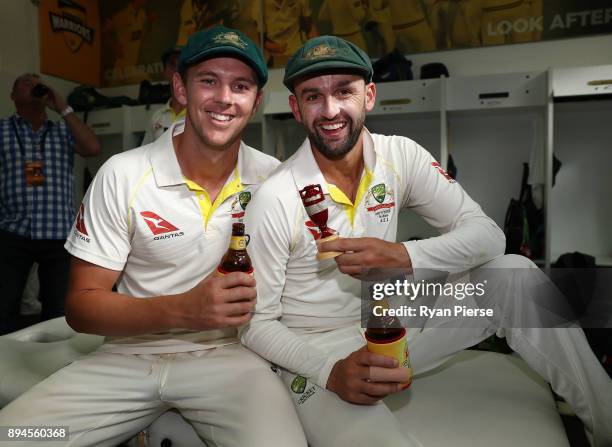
[0,317,569,447]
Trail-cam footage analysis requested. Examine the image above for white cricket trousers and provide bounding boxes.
[0,343,307,447]
[280,255,612,447]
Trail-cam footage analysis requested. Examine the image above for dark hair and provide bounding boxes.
[162,49,181,69]
[178,63,190,82]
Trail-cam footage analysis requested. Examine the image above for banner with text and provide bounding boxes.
[40,0,100,86]
[41,1,612,85]
[99,0,256,87]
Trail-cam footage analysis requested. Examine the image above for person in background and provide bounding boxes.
[0,73,100,335]
[176,0,241,46]
[103,0,150,85]
[318,0,367,50]
[142,46,186,145]
[254,0,318,67]
[0,27,306,447]
[364,0,395,56]
[389,0,436,52]
[176,0,203,46]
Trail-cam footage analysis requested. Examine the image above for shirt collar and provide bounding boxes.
[13,113,53,131]
[150,121,259,187]
[150,121,184,187]
[163,99,187,120]
[236,140,261,186]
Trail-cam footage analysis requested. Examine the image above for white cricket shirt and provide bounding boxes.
[141,100,186,145]
[65,122,279,354]
[241,129,505,387]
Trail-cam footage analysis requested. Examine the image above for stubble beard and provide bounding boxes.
[306,108,366,161]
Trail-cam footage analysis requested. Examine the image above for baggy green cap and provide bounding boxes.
[178,26,268,88]
[283,35,373,92]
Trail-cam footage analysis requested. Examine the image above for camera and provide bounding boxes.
[31,84,50,98]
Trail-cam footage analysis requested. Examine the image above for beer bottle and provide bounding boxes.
[365,305,404,343]
[365,294,413,389]
[217,222,254,275]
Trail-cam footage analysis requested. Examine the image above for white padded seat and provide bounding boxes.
[0,317,103,407]
[0,318,569,446]
[388,350,570,447]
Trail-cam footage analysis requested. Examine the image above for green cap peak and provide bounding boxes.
[179,26,267,88]
[283,35,373,92]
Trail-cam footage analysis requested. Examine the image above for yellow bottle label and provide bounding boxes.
[229,235,247,250]
[366,335,413,389]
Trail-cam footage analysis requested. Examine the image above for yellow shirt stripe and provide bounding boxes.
[185,167,243,229]
[171,107,187,121]
[127,168,154,232]
[327,168,373,226]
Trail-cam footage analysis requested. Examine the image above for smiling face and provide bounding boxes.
[289,73,376,160]
[174,57,262,152]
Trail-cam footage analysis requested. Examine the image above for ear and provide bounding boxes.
[173,72,188,107]
[288,94,302,123]
[364,82,376,112]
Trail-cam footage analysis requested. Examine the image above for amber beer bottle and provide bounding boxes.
[365,296,413,389]
[217,223,254,275]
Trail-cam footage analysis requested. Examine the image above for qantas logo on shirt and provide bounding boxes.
[140,211,184,240]
[140,211,178,234]
[76,204,88,235]
[73,203,90,243]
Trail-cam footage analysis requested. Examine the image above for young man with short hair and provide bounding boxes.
[0,27,306,447]
[241,35,612,446]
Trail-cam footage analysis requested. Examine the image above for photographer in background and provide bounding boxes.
[0,73,100,335]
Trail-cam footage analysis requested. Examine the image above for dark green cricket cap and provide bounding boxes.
[178,26,267,87]
[283,35,373,92]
